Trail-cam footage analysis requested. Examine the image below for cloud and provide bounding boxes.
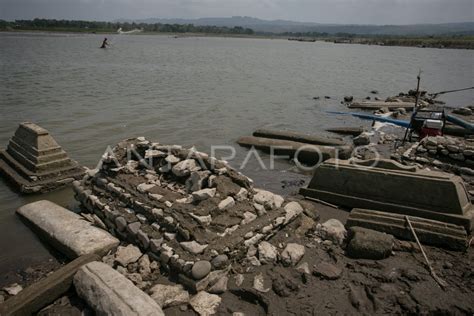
[0,0,473,24]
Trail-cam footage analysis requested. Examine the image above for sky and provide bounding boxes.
[0,0,473,25]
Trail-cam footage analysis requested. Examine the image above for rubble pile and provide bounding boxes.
[402,135,474,175]
[72,137,309,294]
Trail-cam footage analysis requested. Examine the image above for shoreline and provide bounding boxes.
[1,29,473,50]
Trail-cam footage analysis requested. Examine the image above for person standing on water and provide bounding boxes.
[100,37,109,48]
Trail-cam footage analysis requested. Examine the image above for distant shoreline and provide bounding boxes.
[1,29,473,50]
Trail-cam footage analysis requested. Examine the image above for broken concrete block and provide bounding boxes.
[0,122,84,193]
[346,226,394,260]
[74,261,164,315]
[16,200,119,259]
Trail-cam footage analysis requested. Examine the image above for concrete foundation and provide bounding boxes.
[300,158,474,232]
[0,122,84,193]
[349,101,415,110]
[252,129,346,146]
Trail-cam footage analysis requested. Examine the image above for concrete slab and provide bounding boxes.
[0,122,84,193]
[0,254,99,316]
[300,159,474,231]
[74,261,164,316]
[252,129,346,146]
[349,101,415,110]
[17,200,119,259]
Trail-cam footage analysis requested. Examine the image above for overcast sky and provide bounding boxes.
[1,0,473,24]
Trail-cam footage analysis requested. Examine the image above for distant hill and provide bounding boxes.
[117,16,474,36]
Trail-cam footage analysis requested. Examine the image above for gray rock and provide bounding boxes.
[137,230,150,249]
[281,243,305,266]
[258,241,278,264]
[241,211,257,225]
[346,227,394,260]
[218,196,235,211]
[115,244,142,266]
[313,262,342,280]
[165,155,180,164]
[3,283,23,296]
[211,255,228,269]
[235,188,248,201]
[296,262,311,275]
[185,171,210,193]
[127,222,141,236]
[208,276,228,294]
[453,107,472,116]
[189,291,221,316]
[150,238,164,253]
[180,241,208,254]
[283,201,303,224]
[353,132,370,146]
[149,284,190,308]
[318,219,347,245]
[253,190,284,210]
[172,159,199,177]
[192,188,216,201]
[192,261,212,280]
[138,254,151,276]
[115,216,127,232]
[235,274,244,286]
[253,273,270,293]
[137,183,156,193]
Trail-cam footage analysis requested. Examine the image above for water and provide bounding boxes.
[0,32,473,278]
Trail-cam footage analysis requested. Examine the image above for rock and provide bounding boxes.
[346,227,394,260]
[208,276,228,294]
[137,230,150,249]
[192,188,216,201]
[318,219,347,245]
[172,159,199,177]
[447,145,460,153]
[3,283,23,296]
[137,183,155,193]
[138,254,151,276]
[253,273,270,293]
[253,203,266,216]
[283,201,303,224]
[150,284,190,308]
[313,262,342,280]
[218,196,235,211]
[449,153,465,161]
[115,244,142,266]
[150,238,164,253]
[296,262,311,275]
[211,255,229,269]
[16,200,119,259]
[353,132,370,146]
[281,243,305,266]
[74,262,164,315]
[235,188,248,201]
[189,291,221,316]
[344,96,354,102]
[186,171,210,193]
[192,261,212,280]
[127,222,141,236]
[295,214,315,237]
[115,217,127,231]
[253,190,284,210]
[371,90,379,94]
[235,274,244,286]
[165,155,180,164]
[180,241,208,255]
[258,241,278,264]
[241,211,257,225]
[191,213,212,226]
[453,107,472,116]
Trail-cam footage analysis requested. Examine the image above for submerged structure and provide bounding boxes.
[0,122,84,193]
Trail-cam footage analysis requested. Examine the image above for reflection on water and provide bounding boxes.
[0,32,473,274]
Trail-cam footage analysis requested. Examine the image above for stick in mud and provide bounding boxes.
[405,216,448,289]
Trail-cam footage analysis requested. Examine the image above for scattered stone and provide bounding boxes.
[296,262,311,275]
[258,241,278,264]
[191,213,212,226]
[235,188,248,201]
[353,132,371,146]
[192,188,217,201]
[150,238,164,253]
[218,196,235,211]
[115,217,127,231]
[172,159,199,177]
[283,201,303,224]
[3,283,23,296]
[313,262,343,280]
[346,227,394,260]
[235,274,244,286]
[115,244,142,266]
[208,276,228,294]
[137,230,150,249]
[241,211,257,225]
[165,155,180,164]
[180,241,208,255]
[127,222,141,236]
[192,261,212,280]
[211,255,229,269]
[318,219,347,245]
[281,243,305,266]
[150,284,190,308]
[138,254,151,276]
[189,291,221,316]
[253,273,270,293]
[253,190,284,210]
[137,183,155,193]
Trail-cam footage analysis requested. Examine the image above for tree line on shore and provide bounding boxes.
[0,18,255,35]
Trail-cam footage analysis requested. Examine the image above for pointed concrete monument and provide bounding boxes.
[0,122,84,193]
